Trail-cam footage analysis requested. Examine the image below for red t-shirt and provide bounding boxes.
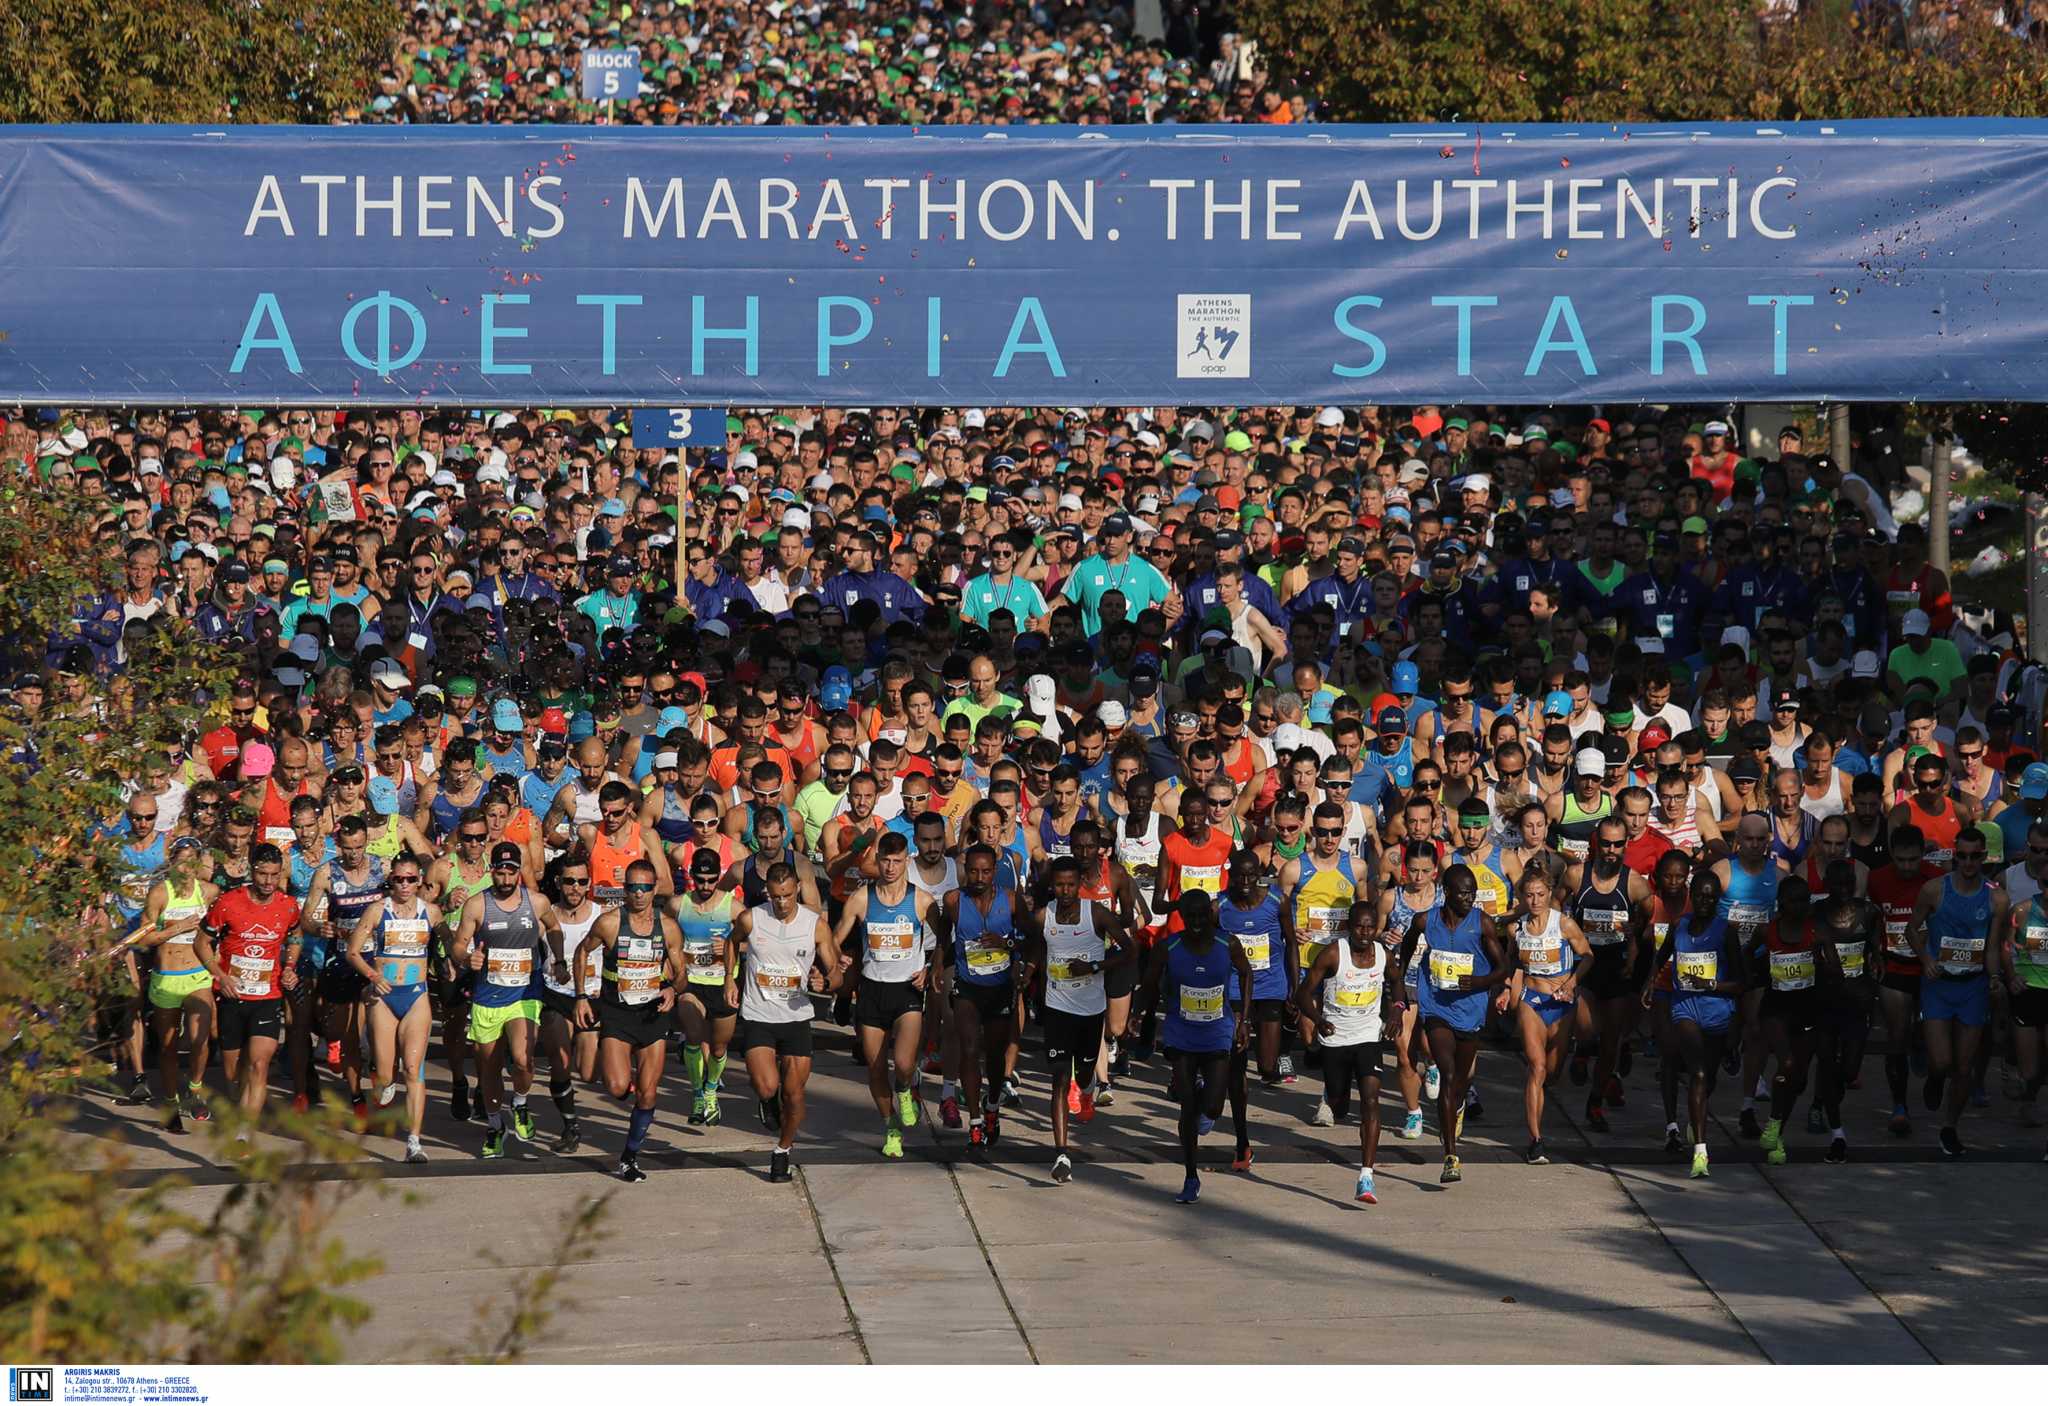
[1867,862,1937,976]
[206,888,302,1001]
[199,724,263,779]
[1624,828,1676,878]
[1162,827,1234,901]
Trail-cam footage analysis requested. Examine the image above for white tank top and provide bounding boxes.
[741,903,821,1024]
[1322,939,1387,1046]
[1043,901,1107,1017]
[1799,776,1846,823]
[1116,811,1163,889]
[908,855,959,903]
[1340,800,1372,860]
[1517,908,1569,977]
[1699,777,1724,822]
[546,904,604,997]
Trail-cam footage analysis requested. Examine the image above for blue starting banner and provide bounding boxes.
[1,120,2045,405]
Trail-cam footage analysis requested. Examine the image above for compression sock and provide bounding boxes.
[552,1083,577,1122]
[706,1053,728,1089]
[625,1107,654,1156]
[684,1045,704,1092]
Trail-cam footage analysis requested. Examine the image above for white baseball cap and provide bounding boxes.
[1097,699,1128,727]
[1902,608,1931,637]
[1575,747,1607,777]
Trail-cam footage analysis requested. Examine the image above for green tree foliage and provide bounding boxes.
[0,0,402,124]
[1237,0,2048,123]
[0,477,599,1362]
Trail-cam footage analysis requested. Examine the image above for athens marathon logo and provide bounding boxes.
[1178,294,1251,379]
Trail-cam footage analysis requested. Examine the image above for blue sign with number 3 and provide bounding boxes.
[629,408,727,447]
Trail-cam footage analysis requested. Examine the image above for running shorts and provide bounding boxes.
[952,979,1016,1028]
[538,985,585,1023]
[1584,946,1635,1001]
[1881,971,1922,1000]
[1921,974,1990,1028]
[1521,988,1576,1027]
[598,996,670,1050]
[148,968,211,1011]
[738,1017,814,1059]
[855,976,924,1031]
[216,995,283,1050]
[468,997,540,1045]
[1041,1006,1105,1069]
[2011,986,2048,1029]
[1104,958,1137,1001]
[681,979,738,1021]
[1320,1040,1384,1093]
[1762,988,1822,1034]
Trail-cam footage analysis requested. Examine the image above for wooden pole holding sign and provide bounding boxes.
[627,409,723,618]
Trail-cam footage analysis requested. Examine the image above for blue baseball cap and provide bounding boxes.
[1544,690,1573,718]
[491,698,524,732]
[2023,762,2048,801]
[657,706,690,733]
[1391,661,1420,694]
[1377,706,1407,734]
[367,775,401,816]
[820,665,852,712]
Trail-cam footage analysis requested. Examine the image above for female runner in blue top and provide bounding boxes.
[346,851,442,1164]
[1397,864,1511,1186]
[1643,867,1748,1179]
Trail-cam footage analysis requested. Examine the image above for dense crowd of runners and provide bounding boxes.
[24,392,2044,1205]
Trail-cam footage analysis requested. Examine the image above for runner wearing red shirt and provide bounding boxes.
[1619,785,1676,877]
[1157,791,1235,912]
[195,844,302,1126]
[1867,825,1939,1137]
[197,682,266,779]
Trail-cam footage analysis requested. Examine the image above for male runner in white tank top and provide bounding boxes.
[731,864,845,1184]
